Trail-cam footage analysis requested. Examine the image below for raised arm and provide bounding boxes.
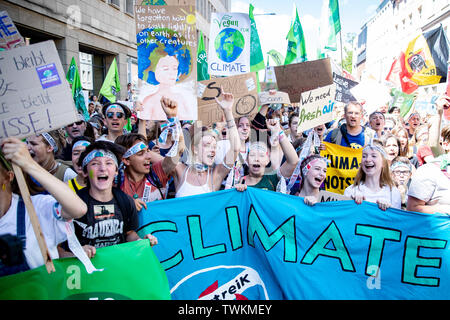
[1,137,87,220]
[213,90,241,189]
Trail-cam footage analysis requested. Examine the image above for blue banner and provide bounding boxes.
[137,188,450,300]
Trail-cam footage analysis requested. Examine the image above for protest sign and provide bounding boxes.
[258,91,290,106]
[413,94,438,116]
[320,141,362,194]
[319,190,351,202]
[0,40,79,140]
[274,58,333,103]
[0,11,25,50]
[137,188,450,300]
[135,5,197,120]
[296,84,336,133]
[333,72,358,103]
[197,72,258,126]
[264,66,277,83]
[208,12,251,77]
[0,240,171,300]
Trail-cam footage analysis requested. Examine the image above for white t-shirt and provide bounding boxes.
[407,163,450,206]
[344,183,402,210]
[0,194,67,269]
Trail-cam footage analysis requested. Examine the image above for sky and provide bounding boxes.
[230,0,380,64]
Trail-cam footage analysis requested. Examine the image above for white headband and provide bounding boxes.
[41,132,58,153]
[82,149,118,169]
[123,142,147,159]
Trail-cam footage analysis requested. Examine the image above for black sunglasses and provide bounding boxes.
[106,112,125,119]
[67,121,84,127]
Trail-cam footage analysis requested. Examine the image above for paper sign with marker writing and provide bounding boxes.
[197,72,258,126]
[258,91,290,106]
[0,40,79,139]
[297,84,336,134]
[0,11,25,50]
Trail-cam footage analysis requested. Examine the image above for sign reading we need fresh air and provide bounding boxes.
[208,12,251,77]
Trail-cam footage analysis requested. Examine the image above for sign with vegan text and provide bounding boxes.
[0,11,25,50]
[0,40,79,139]
[197,72,258,126]
[320,141,362,195]
[0,240,171,300]
[274,58,333,103]
[333,72,358,103]
[137,188,450,300]
[208,12,251,77]
[135,5,197,120]
[296,84,336,134]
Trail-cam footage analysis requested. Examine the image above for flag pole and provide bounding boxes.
[340,31,344,74]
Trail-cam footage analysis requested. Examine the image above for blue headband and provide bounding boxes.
[123,142,147,159]
[82,149,118,169]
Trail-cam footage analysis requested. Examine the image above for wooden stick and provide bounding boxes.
[12,164,55,274]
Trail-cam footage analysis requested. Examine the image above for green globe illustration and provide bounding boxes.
[214,28,245,63]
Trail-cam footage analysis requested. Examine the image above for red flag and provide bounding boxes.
[386,53,419,94]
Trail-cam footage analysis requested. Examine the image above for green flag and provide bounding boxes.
[267,49,285,66]
[69,58,89,121]
[66,57,77,85]
[99,58,121,103]
[197,30,210,81]
[0,241,171,300]
[319,0,341,55]
[390,88,416,119]
[249,4,265,73]
[284,6,307,65]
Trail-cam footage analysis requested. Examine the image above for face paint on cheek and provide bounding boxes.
[89,170,94,179]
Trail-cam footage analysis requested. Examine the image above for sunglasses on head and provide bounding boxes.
[67,121,84,127]
[106,112,125,119]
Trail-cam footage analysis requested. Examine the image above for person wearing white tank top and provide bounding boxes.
[173,89,241,198]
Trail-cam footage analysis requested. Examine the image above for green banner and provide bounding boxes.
[69,57,89,121]
[390,88,416,118]
[99,58,121,103]
[197,30,210,81]
[0,240,171,300]
[284,7,307,65]
[249,4,265,73]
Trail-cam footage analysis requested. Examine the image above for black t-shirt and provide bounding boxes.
[73,188,139,248]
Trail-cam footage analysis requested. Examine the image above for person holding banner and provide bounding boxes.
[26,130,77,183]
[296,154,328,206]
[0,138,87,274]
[174,90,240,197]
[344,140,402,210]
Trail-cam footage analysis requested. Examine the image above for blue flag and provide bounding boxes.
[138,188,450,300]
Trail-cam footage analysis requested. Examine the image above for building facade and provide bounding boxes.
[1,0,230,100]
[353,0,449,94]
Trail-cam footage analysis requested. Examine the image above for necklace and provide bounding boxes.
[128,175,145,199]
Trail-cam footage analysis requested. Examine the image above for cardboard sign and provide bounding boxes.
[319,190,351,203]
[135,5,197,120]
[197,72,258,126]
[208,12,251,77]
[333,72,358,103]
[296,84,336,134]
[258,91,290,106]
[0,40,79,139]
[274,58,333,103]
[0,11,25,50]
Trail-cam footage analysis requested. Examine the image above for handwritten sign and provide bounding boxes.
[258,91,290,106]
[274,58,333,103]
[296,84,336,134]
[333,72,358,103]
[0,11,25,50]
[0,40,79,139]
[135,5,197,120]
[197,73,258,126]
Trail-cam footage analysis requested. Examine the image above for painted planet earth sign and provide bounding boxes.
[214,28,245,63]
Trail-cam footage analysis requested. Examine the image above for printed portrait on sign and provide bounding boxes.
[137,28,197,121]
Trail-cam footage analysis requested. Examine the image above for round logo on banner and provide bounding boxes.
[170,265,269,300]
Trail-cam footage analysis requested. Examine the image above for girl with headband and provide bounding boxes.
[234,118,299,192]
[296,154,328,206]
[344,140,402,211]
[26,129,77,183]
[67,136,94,193]
[58,140,157,260]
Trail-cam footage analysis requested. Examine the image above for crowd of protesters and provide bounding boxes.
[1,82,449,275]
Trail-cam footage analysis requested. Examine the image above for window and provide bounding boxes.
[109,0,120,9]
[125,0,134,15]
